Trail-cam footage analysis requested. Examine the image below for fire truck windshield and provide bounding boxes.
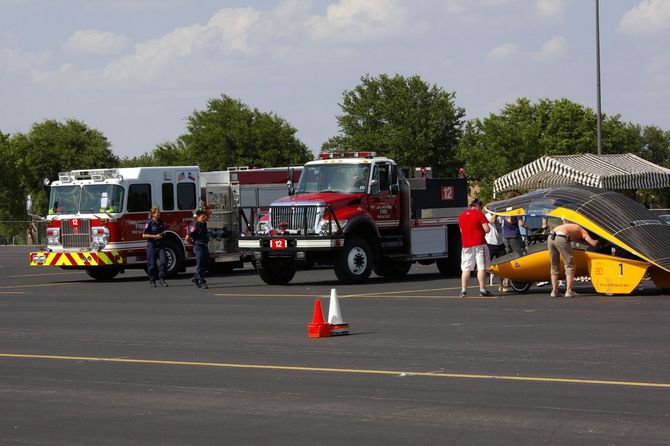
[296,164,370,194]
[80,185,125,213]
[48,186,80,214]
[48,184,125,215]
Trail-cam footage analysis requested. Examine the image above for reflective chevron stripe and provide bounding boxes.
[29,251,124,267]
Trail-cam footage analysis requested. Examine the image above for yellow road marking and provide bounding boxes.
[8,272,85,278]
[213,293,497,299]
[0,283,76,290]
[213,286,500,299]
[1,353,668,389]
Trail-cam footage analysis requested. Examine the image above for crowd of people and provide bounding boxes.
[458,193,599,298]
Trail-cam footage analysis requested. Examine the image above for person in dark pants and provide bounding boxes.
[186,210,210,289]
[143,207,168,287]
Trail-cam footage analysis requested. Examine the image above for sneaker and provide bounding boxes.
[194,281,201,288]
[536,281,549,287]
[550,291,559,298]
[479,289,493,297]
[159,279,168,287]
[564,291,578,298]
[459,290,467,297]
[149,281,157,288]
[201,283,208,289]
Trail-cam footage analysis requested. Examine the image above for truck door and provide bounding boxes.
[368,162,399,226]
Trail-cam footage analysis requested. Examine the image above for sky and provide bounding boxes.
[1,0,669,159]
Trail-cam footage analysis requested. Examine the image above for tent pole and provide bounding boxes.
[595,0,603,155]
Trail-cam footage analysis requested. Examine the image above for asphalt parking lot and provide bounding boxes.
[1,246,670,445]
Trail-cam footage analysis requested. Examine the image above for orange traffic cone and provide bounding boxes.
[327,288,350,335]
[308,299,330,338]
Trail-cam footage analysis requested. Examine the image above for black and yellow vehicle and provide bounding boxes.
[485,185,670,295]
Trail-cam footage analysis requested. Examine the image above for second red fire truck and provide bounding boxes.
[238,152,468,285]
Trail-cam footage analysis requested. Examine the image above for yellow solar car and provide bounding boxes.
[485,185,670,295]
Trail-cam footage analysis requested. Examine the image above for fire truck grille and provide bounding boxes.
[61,219,91,249]
[271,206,319,232]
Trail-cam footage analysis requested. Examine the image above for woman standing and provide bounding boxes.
[186,210,210,289]
[143,207,168,287]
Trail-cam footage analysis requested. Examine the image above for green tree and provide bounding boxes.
[12,119,119,215]
[120,140,190,167]
[0,131,24,225]
[178,95,312,171]
[323,74,466,177]
[457,98,657,200]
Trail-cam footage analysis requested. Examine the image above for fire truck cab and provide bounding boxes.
[30,166,200,280]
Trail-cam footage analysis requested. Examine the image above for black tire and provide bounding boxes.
[436,257,460,277]
[257,257,296,285]
[85,266,120,281]
[374,259,412,278]
[334,237,373,284]
[510,280,532,293]
[161,239,184,279]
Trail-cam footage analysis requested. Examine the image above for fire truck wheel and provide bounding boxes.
[257,258,296,285]
[334,237,373,283]
[373,260,411,278]
[85,266,120,281]
[162,239,184,278]
[436,257,460,277]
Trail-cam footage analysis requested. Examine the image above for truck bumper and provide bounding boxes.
[29,251,124,267]
[238,237,345,257]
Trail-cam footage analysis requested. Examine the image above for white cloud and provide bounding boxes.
[0,48,50,75]
[63,30,131,56]
[535,0,564,19]
[533,36,567,61]
[486,42,520,62]
[618,0,670,35]
[307,0,407,42]
[97,7,259,83]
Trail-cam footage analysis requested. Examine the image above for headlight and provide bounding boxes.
[319,219,347,235]
[46,227,60,246]
[90,226,109,250]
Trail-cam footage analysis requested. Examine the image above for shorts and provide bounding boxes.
[461,244,491,272]
[548,236,574,276]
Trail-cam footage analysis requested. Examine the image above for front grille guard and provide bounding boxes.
[239,205,342,237]
[61,219,91,249]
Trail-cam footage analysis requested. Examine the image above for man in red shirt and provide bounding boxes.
[458,198,492,297]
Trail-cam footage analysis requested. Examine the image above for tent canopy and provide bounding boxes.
[493,153,670,196]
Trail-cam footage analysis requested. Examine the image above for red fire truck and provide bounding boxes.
[238,152,468,285]
[28,166,300,280]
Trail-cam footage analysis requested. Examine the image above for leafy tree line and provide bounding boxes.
[2,74,670,232]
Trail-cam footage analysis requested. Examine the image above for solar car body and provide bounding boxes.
[485,185,670,295]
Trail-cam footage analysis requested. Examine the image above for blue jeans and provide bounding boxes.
[147,243,167,281]
[193,244,209,284]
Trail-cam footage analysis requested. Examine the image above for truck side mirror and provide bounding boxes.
[100,192,109,211]
[287,167,295,196]
[370,179,380,195]
[26,194,32,213]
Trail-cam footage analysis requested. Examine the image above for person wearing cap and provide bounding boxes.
[547,222,599,298]
[458,198,493,297]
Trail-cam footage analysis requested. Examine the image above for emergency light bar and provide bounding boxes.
[318,151,377,159]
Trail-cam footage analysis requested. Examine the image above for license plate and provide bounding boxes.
[270,239,287,250]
